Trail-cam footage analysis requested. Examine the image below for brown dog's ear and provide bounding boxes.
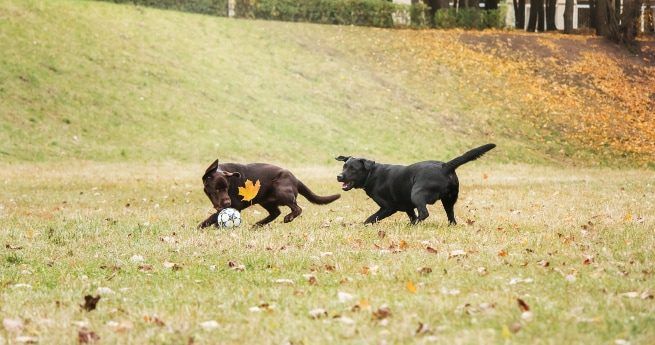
[362,159,375,170]
[205,159,219,175]
[335,155,351,162]
[221,171,241,178]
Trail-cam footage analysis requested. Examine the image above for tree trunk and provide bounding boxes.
[513,0,526,28]
[590,0,597,28]
[620,0,642,42]
[646,0,655,33]
[546,0,557,30]
[564,0,575,33]
[485,0,499,10]
[527,0,544,31]
[596,0,610,35]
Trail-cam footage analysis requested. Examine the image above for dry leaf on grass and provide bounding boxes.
[78,328,100,344]
[406,281,417,294]
[338,291,355,303]
[80,295,100,312]
[143,315,165,327]
[449,249,467,258]
[498,249,508,257]
[309,308,328,319]
[426,246,438,254]
[199,320,219,331]
[372,305,391,320]
[517,298,530,312]
[417,267,432,275]
[2,318,23,333]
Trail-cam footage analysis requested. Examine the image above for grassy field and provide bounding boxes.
[1,162,654,344]
[2,0,655,343]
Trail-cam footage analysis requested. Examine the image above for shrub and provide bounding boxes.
[409,2,429,28]
[434,8,505,30]
[105,0,229,16]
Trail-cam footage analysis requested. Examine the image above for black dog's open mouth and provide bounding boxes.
[341,181,354,191]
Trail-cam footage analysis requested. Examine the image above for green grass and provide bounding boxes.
[1,163,654,344]
[1,0,592,165]
[2,0,654,343]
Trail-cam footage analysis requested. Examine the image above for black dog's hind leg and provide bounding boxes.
[442,194,458,225]
[364,208,396,224]
[411,191,430,223]
[198,213,219,229]
[255,203,282,226]
[406,210,418,225]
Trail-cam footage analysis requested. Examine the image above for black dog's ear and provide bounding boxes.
[335,155,351,162]
[362,159,375,170]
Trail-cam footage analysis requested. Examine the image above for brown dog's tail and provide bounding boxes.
[298,181,340,204]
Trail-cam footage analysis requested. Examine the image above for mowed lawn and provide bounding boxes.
[1,162,653,344]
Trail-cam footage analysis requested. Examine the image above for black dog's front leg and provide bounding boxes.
[364,208,396,224]
[198,213,219,229]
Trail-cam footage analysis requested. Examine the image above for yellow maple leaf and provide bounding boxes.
[238,179,260,202]
[406,281,417,294]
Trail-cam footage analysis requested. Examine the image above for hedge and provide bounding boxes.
[234,0,399,28]
[104,0,229,16]
[96,0,505,30]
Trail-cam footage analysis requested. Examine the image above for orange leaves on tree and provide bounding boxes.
[238,179,260,202]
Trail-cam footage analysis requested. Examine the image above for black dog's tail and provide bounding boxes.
[298,181,341,204]
[442,143,496,173]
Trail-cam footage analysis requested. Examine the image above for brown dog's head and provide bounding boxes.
[202,159,241,211]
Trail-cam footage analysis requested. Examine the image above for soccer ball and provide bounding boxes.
[216,208,241,228]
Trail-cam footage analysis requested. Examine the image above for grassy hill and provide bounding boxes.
[1,0,653,166]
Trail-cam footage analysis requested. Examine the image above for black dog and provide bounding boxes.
[198,160,340,228]
[336,144,496,225]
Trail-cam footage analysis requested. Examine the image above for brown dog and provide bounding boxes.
[198,160,340,228]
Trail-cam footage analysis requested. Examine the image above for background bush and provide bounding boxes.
[435,8,505,30]
[105,0,229,16]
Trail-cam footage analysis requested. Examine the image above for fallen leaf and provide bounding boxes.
[417,267,432,275]
[163,261,182,271]
[517,298,530,312]
[509,322,522,333]
[338,316,355,325]
[338,291,355,303]
[415,322,431,335]
[399,240,408,250]
[96,287,115,295]
[130,255,145,263]
[2,318,23,333]
[199,320,219,331]
[620,291,639,298]
[238,179,260,202]
[15,336,38,344]
[537,260,550,267]
[406,281,417,293]
[309,308,328,319]
[521,311,534,321]
[274,278,294,285]
[372,305,391,320]
[426,246,438,254]
[78,328,100,344]
[449,249,467,258]
[583,256,594,265]
[377,230,386,239]
[477,267,488,275]
[138,264,153,271]
[143,315,165,327]
[641,291,654,299]
[228,261,245,271]
[5,244,23,250]
[498,249,508,257]
[80,295,100,311]
[501,325,511,339]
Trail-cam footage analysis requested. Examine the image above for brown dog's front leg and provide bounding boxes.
[198,213,219,229]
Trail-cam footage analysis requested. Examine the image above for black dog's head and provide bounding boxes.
[202,159,241,211]
[335,155,375,191]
